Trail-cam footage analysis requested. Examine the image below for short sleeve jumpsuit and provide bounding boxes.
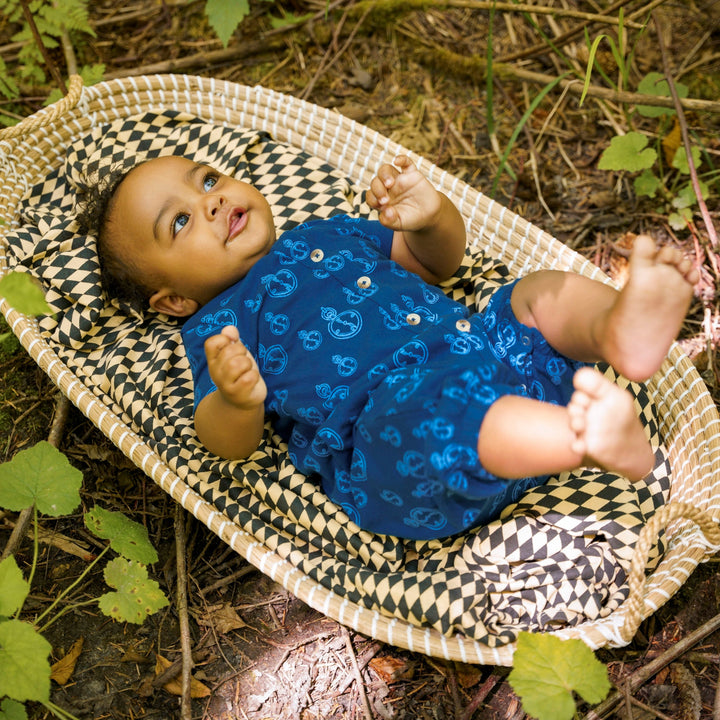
[182,215,585,540]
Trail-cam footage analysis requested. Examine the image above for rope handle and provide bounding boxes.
[618,501,720,644]
[0,75,84,141]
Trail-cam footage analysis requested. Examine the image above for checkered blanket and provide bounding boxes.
[5,110,670,645]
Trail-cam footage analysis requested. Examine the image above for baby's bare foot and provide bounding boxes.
[604,235,697,382]
[568,367,654,481]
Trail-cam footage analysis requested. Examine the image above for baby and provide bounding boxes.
[88,153,697,539]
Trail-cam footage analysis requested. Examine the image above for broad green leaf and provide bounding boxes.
[85,506,158,564]
[99,558,169,624]
[205,0,249,47]
[672,145,702,174]
[0,698,28,720]
[508,632,610,720]
[0,272,52,316]
[598,132,656,172]
[0,620,51,703]
[0,441,82,516]
[634,169,661,198]
[672,182,701,210]
[0,557,29,617]
[636,71,688,117]
[669,208,693,230]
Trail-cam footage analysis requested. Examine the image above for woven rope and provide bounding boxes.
[1,74,719,664]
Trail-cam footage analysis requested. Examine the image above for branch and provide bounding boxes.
[419,46,720,114]
[18,0,67,94]
[653,10,718,247]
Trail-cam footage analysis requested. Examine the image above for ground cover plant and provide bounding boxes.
[1,1,719,718]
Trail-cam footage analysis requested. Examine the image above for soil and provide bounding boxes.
[1,1,720,719]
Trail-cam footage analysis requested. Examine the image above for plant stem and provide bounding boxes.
[653,10,718,248]
[42,700,81,720]
[34,545,110,631]
[18,0,67,94]
[37,597,99,633]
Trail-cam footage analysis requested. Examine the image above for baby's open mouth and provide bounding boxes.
[227,209,247,242]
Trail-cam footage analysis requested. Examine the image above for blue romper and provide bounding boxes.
[182,215,584,540]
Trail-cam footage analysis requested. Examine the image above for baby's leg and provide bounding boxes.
[476,372,653,481]
[512,235,697,382]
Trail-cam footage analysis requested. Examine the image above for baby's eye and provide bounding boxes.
[203,173,218,192]
[172,213,189,236]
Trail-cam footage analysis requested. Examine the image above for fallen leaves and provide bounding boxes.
[50,638,84,686]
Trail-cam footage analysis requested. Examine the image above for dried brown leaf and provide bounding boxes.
[198,602,247,634]
[154,655,211,698]
[51,637,84,686]
[369,655,414,683]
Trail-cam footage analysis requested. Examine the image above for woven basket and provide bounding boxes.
[1,74,719,665]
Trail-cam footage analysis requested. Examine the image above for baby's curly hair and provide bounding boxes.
[76,163,155,314]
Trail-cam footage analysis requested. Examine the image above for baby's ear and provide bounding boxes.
[149,288,199,317]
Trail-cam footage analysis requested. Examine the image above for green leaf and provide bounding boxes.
[669,207,693,230]
[0,620,51,703]
[634,169,661,198]
[45,63,105,105]
[205,0,249,47]
[508,632,610,720]
[672,145,702,174]
[0,272,52,316]
[0,441,82,516]
[0,698,28,720]
[269,10,314,29]
[85,506,158,564]
[636,71,689,118]
[98,558,169,624]
[598,132,657,172]
[0,557,29,617]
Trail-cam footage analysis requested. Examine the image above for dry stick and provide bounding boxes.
[17,0,67,94]
[653,10,719,248]
[460,673,500,720]
[300,3,374,101]
[174,503,193,720]
[1,393,70,561]
[583,610,720,720]
[422,46,720,114]
[341,626,375,720]
[714,662,720,720]
[500,0,634,62]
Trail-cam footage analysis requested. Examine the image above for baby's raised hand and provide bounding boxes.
[367,155,442,232]
[204,326,267,409]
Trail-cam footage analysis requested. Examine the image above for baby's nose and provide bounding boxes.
[204,193,225,217]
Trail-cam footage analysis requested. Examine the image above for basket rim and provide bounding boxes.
[2,72,719,663]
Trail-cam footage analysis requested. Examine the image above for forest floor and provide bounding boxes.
[1,0,720,718]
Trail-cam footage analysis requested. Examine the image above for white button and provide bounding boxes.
[406,313,421,325]
[310,249,324,262]
[357,276,372,289]
[456,319,471,332]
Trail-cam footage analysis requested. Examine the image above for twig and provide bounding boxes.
[653,10,718,248]
[1,393,69,561]
[174,503,192,720]
[460,673,500,720]
[714,660,720,720]
[583,611,720,719]
[342,626,375,720]
[420,45,720,114]
[18,0,67,94]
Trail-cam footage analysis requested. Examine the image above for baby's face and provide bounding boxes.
[110,155,276,310]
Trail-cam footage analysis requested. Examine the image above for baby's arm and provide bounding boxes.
[194,326,267,460]
[366,155,466,284]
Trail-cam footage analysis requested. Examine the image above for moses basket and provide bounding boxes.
[1,74,719,666]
